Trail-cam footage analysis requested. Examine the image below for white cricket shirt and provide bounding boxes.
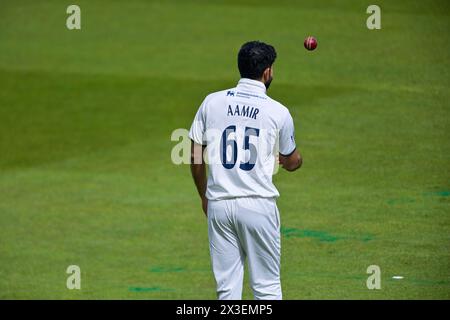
[189,78,297,200]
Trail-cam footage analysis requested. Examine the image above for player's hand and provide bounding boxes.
[201,197,208,217]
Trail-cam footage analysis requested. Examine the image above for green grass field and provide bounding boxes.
[0,0,449,299]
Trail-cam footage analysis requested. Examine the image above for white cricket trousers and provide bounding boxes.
[207,197,282,300]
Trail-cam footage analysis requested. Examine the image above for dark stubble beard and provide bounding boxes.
[264,76,273,90]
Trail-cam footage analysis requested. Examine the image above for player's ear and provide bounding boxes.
[263,67,271,81]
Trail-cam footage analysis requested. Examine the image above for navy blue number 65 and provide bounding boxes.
[220,125,260,171]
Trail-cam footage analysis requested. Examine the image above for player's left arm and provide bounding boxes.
[279,148,302,171]
[190,140,208,216]
[278,110,302,172]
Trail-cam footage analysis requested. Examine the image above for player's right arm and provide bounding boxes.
[190,140,208,216]
[188,98,209,216]
[278,111,302,172]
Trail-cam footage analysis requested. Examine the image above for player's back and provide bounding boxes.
[189,78,296,200]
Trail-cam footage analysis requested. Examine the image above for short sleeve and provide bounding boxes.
[279,112,297,156]
[188,98,207,145]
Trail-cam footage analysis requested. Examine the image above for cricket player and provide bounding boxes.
[189,41,302,300]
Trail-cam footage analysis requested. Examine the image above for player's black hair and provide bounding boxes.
[238,41,277,80]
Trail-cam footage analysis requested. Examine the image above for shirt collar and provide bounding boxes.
[237,78,267,94]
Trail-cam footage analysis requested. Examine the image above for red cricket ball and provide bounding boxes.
[304,36,317,51]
